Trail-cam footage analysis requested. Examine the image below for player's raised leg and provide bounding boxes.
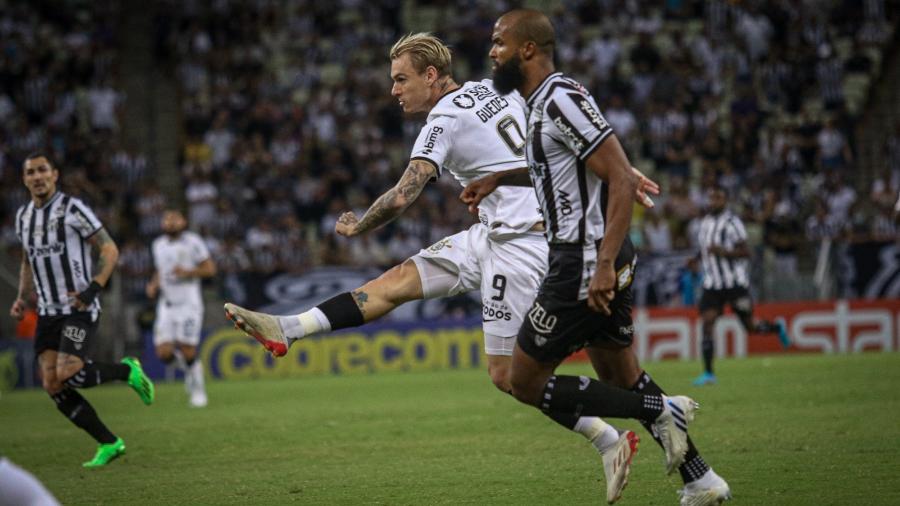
[226,257,425,356]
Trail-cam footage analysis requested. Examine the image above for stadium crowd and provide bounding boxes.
[1,0,898,309]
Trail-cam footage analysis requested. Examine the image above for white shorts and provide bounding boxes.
[153,303,203,347]
[411,223,548,356]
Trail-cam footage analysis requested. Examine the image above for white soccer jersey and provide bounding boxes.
[524,72,616,245]
[698,210,750,290]
[15,191,102,316]
[151,231,210,307]
[410,79,542,237]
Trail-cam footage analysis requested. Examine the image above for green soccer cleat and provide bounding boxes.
[83,437,126,468]
[122,357,155,405]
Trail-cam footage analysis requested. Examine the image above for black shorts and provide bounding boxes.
[698,286,753,315]
[517,238,636,363]
[34,312,99,359]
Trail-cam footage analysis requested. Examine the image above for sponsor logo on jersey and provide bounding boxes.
[527,302,557,334]
[534,334,548,347]
[28,243,65,258]
[425,237,452,254]
[464,84,495,100]
[553,115,584,152]
[420,125,444,155]
[482,301,512,322]
[452,93,475,109]
[558,190,574,216]
[578,98,609,132]
[475,96,509,123]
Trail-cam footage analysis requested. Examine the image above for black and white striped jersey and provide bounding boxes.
[524,72,615,245]
[698,210,749,290]
[15,191,104,316]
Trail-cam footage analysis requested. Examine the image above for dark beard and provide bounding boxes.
[491,54,524,95]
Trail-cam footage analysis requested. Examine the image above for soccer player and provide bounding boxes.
[693,185,790,386]
[9,153,154,467]
[225,33,658,502]
[461,10,731,504]
[146,208,216,407]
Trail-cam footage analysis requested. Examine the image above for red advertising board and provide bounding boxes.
[570,299,900,363]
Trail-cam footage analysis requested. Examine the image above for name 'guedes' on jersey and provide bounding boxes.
[410,79,543,238]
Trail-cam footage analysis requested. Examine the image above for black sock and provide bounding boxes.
[316,292,364,330]
[701,337,714,375]
[631,371,710,483]
[542,375,663,421]
[544,410,579,430]
[51,390,117,444]
[64,360,130,388]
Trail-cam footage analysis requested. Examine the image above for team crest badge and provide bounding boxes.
[452,94,475,109]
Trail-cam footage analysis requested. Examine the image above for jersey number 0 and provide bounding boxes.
[496,115,526,157]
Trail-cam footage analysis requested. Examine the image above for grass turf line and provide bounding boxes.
[1,352,899,505]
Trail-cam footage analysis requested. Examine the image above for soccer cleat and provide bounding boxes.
[653,395,698,475]
[190,390,208,408]
[224,303,289,357]
[692,372,717,386]
[82,437,126,468]
[679,469,732,505]
[602,430,639,504]
[121,357,154,406]
[774,317,791,348]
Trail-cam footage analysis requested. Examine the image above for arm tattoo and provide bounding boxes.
[352,290,369,316]
[88,228,118,285]
[18,254,35,300]
[354,160,437,234]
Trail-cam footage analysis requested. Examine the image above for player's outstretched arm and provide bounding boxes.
[10,252,34,320]
[459,167,531,215]
[461,166,659,216]
[336,159,437,237]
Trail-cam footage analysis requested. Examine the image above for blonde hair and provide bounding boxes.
[389,33,452,77]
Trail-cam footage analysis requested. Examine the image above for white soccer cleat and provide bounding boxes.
[679,470,731,506]
[189,390,208,408]
[653,395,698,475]
[602,430,639,504]
[224,302,289,357]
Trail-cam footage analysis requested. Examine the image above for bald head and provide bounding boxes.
[496,9,555,56]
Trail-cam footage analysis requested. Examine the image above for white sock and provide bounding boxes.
[173,351,188,371]
[573,417,620,453]
[190,360,206,394]
[279,307,331,341]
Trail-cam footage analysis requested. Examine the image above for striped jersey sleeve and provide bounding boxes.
[726,215,747,242]
[545,90,614,161]
[66,198,104,238]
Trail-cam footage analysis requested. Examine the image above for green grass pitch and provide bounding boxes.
[2,352,899,505]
